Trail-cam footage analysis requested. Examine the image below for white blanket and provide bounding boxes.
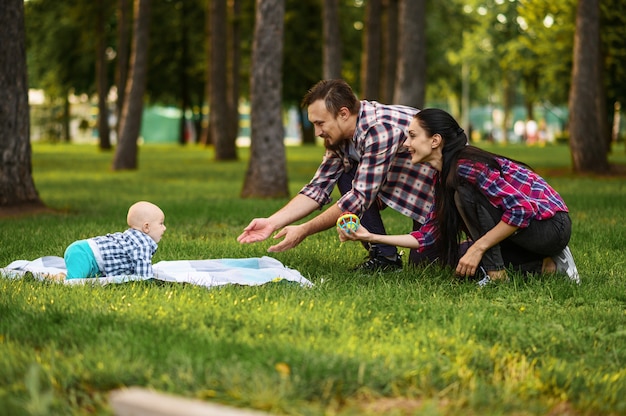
[0,256,313,289]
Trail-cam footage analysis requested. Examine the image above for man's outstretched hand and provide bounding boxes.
[238,219,308,253]
[267,225,307,252]
[237,218,275,244]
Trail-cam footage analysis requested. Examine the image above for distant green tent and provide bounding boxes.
[140,106,181,143]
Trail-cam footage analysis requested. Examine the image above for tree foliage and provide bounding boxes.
[17,0,626,169]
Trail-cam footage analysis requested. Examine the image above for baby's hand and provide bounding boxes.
[44,272,66,281]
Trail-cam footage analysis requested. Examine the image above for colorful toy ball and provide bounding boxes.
[336,212,360,233]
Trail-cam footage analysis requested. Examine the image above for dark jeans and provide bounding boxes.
[454,184,572,274]
[337,164,438,266]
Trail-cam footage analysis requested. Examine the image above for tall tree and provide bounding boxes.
[381,0,399,103]
[25,1,93,143]
[113,0,151,170]
[0,0,43,210]
[322,0,342,80]
[178,0,191,145]
[115,0,131,137]
[227,0,242,146]
[283,0,323,146]
[96,0,112,150]
[568,0,610,173]
[145,0,205,143]
[393,0,426,108]
[211,0,236,160]
[600,0,626,149]
[360,0,382,100]
[241,0,288,198]
[200,0,212,146]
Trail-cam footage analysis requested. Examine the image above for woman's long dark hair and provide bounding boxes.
[414,109,514,267]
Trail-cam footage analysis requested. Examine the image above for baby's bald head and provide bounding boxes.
[127,201,164,229]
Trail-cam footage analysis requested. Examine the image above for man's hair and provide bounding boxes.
[301,79,360,117]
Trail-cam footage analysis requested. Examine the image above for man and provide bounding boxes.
[237,79,437,271]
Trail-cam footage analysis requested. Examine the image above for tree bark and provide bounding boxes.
[113,0,151,170]
[568,0,610,173]
[241,0,288,198]
[211,0,236,160]
[322,0,342,80]
[62,95,71,143]
[115,0,130,137]
[178,0,191,145]
[96,0,112,150]
[360,0,382,100]
[381,0,399,104]
[299,109,315,146]
[0,0,43,208]
[200,0,212,146]
[227,0,242,146]
[393,0,426,108]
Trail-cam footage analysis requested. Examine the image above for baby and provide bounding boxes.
[52,201,166,280]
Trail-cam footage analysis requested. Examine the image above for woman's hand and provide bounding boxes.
[337,224,371,243]
[456,243,484,277]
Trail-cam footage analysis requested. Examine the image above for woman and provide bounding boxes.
[338,108,579,283]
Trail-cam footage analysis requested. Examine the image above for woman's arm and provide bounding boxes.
[337,225,421,249]
[456,220,518,277]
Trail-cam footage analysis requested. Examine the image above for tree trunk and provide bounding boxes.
[299,109,315,146]
[200,0,212,146]
[568,0,610,173]
[178,0,190,145]
[501,73,516,143]
[211,0,236,160]
[227,0,242,145]
[393,0,426,108]
[62,95,71,142]
[113,0,151,170]
[322,0,342,80]
[241,0,288,198]
[96,0,112,150]
[0,0,43,208]
[115,0,130,137]
[360,0,382,100]
[381,0,399,104]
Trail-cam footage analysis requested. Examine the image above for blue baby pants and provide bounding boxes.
[64,240,101,279]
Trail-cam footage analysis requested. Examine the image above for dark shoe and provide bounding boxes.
[353,250,403,272]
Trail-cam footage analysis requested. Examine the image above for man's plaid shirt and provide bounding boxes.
[299,101,436,224]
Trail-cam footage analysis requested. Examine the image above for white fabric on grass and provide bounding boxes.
[0,256,313,289]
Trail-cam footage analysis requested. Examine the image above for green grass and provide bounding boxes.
[1,142,626,415]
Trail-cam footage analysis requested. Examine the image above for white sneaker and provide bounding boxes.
[552,246,580,284]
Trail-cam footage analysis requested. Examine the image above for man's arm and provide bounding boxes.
[237,194,321,244]
[268,202,343,252]
[268,194,322,229]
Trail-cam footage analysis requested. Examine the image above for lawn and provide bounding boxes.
[1,141,625,416]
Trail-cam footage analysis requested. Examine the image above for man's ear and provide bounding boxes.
[338,107,349,120]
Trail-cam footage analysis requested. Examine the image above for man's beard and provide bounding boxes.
[323,136,347,151]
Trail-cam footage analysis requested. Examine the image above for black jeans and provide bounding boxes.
[337,164,438,266]
[454,184,572,273]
